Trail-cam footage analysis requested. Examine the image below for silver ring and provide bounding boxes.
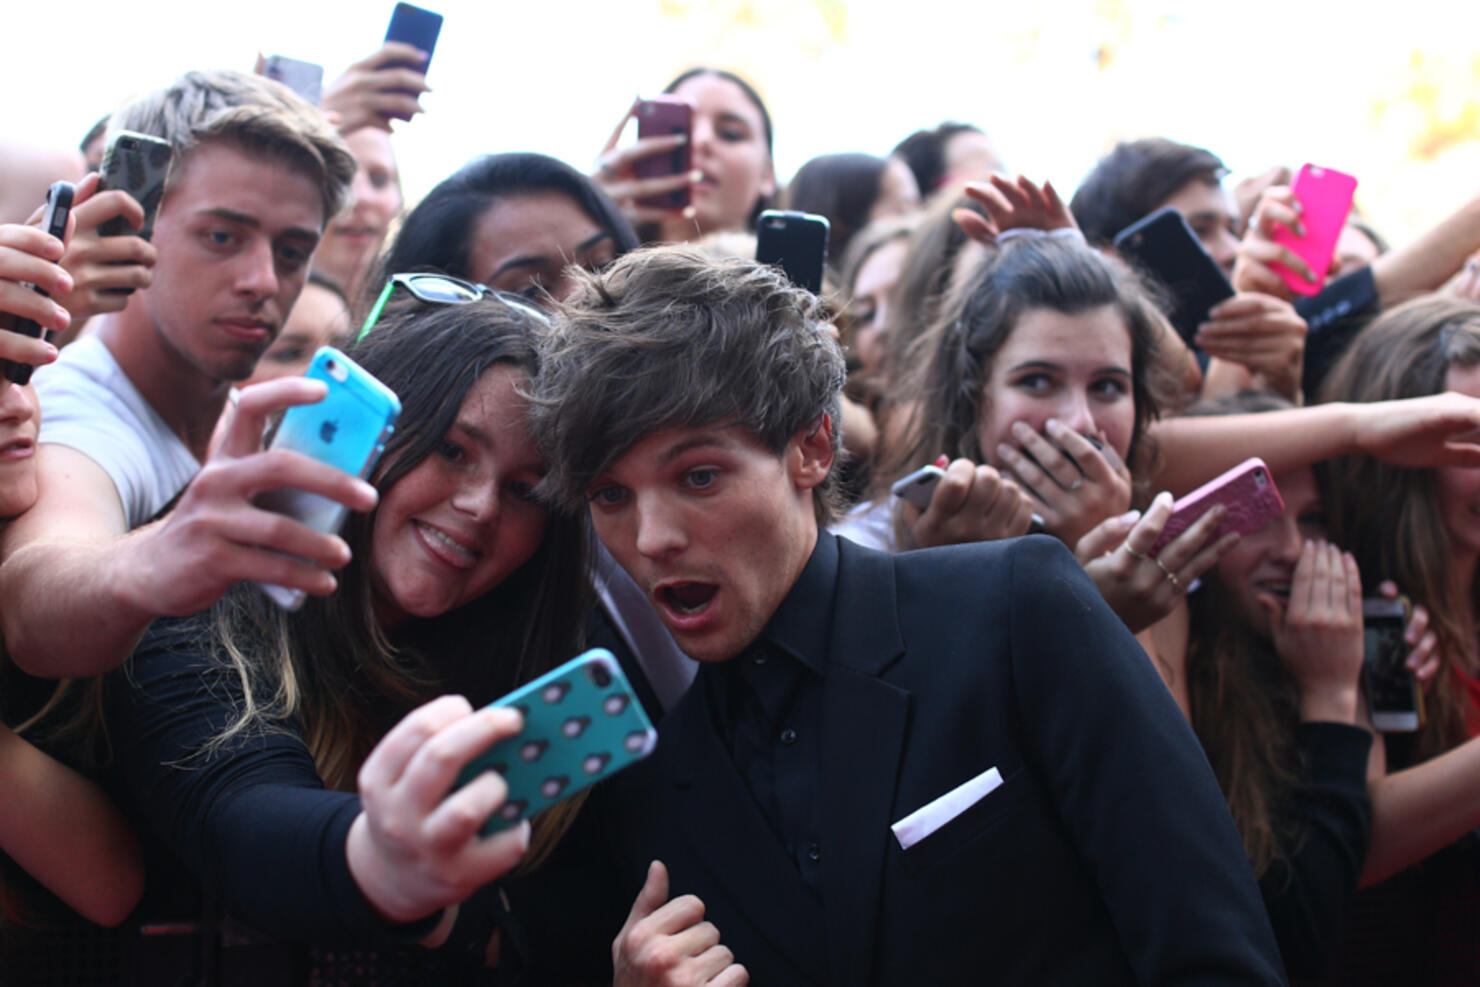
[1068,478,1084,492]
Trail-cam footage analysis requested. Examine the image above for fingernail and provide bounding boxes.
[1209,503,1228,518]
[688,169,703,182]
[1155,491,1173,507]
[1120,509,1141,523]
[996,443,1015,461]
[682,206,697,220]
[1011,421,1032,438]
[675,134,689,144]
[43,342,58,359]
[1045,417,1063,432]
[933,455,949,467]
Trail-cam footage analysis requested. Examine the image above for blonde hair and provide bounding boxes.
[109,69,356,222]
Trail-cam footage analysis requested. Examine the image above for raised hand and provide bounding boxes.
[613,861,749,987]
[321,42,431,134]
[347,696,531,923]
[994,418,1132,548]
[1077,491,1239,633]
[903,456,1035,548]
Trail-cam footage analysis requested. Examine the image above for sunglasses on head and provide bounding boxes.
[357,273,549,342]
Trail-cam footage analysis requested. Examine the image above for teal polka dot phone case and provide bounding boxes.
[457,648,658,834]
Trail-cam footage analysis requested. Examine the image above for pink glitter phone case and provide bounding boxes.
[1150,457,1284,555]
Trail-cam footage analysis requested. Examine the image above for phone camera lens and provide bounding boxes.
[325,359,336,371]
[591,663,612,689]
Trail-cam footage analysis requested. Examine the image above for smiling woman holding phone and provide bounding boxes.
[73,292,592,977]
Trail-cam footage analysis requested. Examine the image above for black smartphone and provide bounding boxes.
[1363,596,1423,733]
[1113,206,1234,347]
[4,181,75,385]
[385,3,443,76]
[755,210,830,295]
[97,130,173,243]
[263,54,325,105]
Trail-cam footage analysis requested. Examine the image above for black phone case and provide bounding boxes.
[5,182,74,385]
[1113,207,1234,347]
[756,210,830,295]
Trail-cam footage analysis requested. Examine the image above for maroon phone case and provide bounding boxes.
[1149,457,1284,555]
[634,96,692,211]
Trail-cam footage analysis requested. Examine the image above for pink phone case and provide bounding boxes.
[1270,164,1357,297]
[1149,457,1284,555]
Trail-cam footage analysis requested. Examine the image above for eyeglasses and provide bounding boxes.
[357,273,549,342]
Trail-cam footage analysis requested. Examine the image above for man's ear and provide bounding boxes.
[790,413,835,492]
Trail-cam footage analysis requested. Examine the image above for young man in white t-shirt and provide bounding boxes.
[0,71,369,678]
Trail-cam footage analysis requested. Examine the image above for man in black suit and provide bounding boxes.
[521,246,1286,986]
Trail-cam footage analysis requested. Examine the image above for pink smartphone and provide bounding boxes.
[634,96,693,211]
[1270,164,1357,297]
[1149,457,1284,555]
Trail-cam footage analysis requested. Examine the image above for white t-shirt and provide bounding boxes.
[830,498,897,552]
[35,336,200,529]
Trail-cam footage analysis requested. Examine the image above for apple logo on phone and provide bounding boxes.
[319,419,338,444]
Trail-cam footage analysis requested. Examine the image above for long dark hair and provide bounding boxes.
[1318,294,1480,764]
[371,152,639,310]
[880,238,1164,500]
[211,295,589,804]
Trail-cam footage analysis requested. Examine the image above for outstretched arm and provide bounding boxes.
[1146,393,1480,496]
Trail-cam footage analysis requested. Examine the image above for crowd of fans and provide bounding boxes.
[6,30,1480,987]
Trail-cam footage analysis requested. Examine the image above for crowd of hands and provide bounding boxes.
[4,30,1480,985]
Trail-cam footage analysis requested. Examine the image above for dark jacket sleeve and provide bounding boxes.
[102,618,434,943]
[1260,722,1373,979]
[1296,266,1379,398]
[1006,536,1288,985]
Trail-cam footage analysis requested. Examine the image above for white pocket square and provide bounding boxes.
[891,766,1004,850]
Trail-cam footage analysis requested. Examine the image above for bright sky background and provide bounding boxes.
[5,0,1480,242]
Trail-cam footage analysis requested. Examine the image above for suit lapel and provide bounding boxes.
[666,683,828,983]
[819,538,910,987]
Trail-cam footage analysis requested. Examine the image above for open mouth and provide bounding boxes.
[0,437,35,460]
[659,581,718,616]
[1256,582,1291,600]
[413,519,481,566]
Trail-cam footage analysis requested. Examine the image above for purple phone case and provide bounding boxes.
[1149,457,1284,555]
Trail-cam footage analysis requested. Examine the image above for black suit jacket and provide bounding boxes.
[513,533,1286,986]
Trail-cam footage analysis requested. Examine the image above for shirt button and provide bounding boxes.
[779,727,798,745]
[753,653,767,665]
[807,842,820,861]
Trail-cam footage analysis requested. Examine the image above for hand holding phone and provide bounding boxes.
[347,694,532,924]
[2,184,74,383]
[1270,164,1357,297]
[894,457,1035,549]
[454,649,658,834]
[97,131,172,243]
[1077,490,1239,634]
[41,173,157,324]
[321,42,432,134]
[591,98,698,226]
[120,377,381,623]
[1114,206,1235,347]
[255,347,400,609]
[1149,457,1284,555]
